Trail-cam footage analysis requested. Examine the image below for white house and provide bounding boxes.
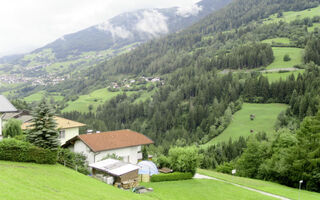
[62,129,154,164]
[22,116,86,145]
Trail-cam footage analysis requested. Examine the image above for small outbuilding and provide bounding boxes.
[137,161,159,182]
[89,159,140,189]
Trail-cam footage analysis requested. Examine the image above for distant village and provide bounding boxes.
[0,73,66,86]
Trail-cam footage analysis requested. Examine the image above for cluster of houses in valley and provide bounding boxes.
[0,73,66,86]
[110,76,163,90]
[0,95,159,190]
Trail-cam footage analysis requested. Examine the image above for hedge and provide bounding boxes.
[151,172,193,182]
[0,138,57,164]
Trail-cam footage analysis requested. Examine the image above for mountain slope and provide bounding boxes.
[36,0,232,59]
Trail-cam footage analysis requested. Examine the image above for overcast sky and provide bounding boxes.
[0,0,199,57]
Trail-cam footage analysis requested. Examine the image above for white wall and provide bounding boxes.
[72,140,142,164]
[60,127,80,145]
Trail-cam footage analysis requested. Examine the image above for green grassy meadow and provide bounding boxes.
[24,91,64,103]
[141,179,276,200]
[206,103,287,145]
[264,6,320,23]
[308,23,320,32]
[266,47,303,70]
[261,37,290,44]
[263,69,305,83]
[0,161,151,200]
[62,88,123,113]
[198,169,320,200]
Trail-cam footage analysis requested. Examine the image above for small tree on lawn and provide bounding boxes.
[27,99,60,150]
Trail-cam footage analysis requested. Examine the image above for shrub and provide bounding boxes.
[168,147,201,175]
[0,138,57,164]
[283,54,291,62]
[57,148,89,175]
[150,172,193,182]
[3,118,22,138]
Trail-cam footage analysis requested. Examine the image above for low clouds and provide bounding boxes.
[135,10,169,37]
[96,21,132,39]
[176,3,203,17]
[0,0,200,56]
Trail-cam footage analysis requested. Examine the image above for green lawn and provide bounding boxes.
[261,37,290,44]
[198,169,320,200]
[141,179,276,200]
[206,103,287,145]
[308,23,320,32]
[62,88,123,113]
[0,161,151,200]
[266,47,304,70]
[264,6,320,24]
[263,69,305,83]
[24,91,64,103]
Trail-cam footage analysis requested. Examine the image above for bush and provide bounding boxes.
[168,147,201,175]
[3,119,22,138]
[150,172,193,182]
[283,54,291,62]
[0,139,57,164]
[57,148,89,175]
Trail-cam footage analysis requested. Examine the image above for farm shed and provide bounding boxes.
[89,159,140,189]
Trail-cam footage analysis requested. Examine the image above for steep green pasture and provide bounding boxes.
[0,161,151,200]
[207,103,287,145]
[198,169,320,200]
[62,88,123,113]
[263,69,305,83]
[266,47,303,70]
[24,91,64,103]
[261,37,290,44]
[141,179,276,200]
[264,6,320,23]
[308,23,320,32]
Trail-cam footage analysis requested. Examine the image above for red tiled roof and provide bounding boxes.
[78,129,153,152]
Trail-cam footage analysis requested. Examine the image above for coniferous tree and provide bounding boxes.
[27,99,60,150]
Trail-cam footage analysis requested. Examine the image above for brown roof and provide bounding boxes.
[21,116,86,130]
[75,129,153,152]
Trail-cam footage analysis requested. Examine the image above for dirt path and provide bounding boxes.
[261,68,298,73]
[193,173,291,200]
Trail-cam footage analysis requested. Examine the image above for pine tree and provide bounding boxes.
[27,99,60,150]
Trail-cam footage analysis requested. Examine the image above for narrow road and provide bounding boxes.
[193,173,291,200]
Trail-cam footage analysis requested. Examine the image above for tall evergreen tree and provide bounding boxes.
[27,99,60,150]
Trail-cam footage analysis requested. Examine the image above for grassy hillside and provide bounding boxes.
[0,161,151,200]
[141,179,276,200]
[198,169,320,200]
[263,69,305,83]
[264,5,320,23]
[24,91,64,103]
[261,37,291,44]
[266,47,303,70]
[207,103,287,145]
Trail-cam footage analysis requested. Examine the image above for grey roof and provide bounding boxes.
[0,95,17,113]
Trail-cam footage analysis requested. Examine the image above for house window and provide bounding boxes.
[59,130,65,139]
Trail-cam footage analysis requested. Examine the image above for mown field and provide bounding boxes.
[62,88,123,113]
[24,91,64,103]
[0,161,151,200]
[264,5,320,23]
[308,23,320,32]
[198,169,320,200]
[266,47,303,70]
[261,37,291,44]
[206,103,287,145]
[263,69,305,83]
[141,179,276,200]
